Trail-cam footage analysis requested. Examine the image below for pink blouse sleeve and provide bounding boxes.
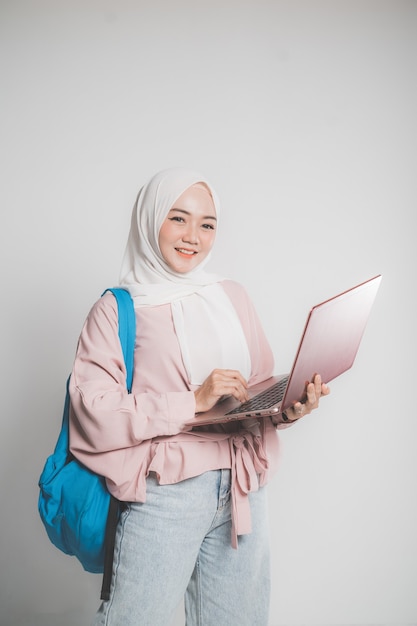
[69,294,195,460]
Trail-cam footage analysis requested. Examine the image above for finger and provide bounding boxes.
[289,402,306,419]
[224,380,249,402]
[210,378,249,403]
[223,369,248,388]
[313,374,330,398]
[307,375,325,405]
[305,383,319,408]
[321,382,330,396]
[313,373,322,395]
[216,371,249,400]
[212,369,248,388]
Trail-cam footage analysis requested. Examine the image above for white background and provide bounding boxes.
[1,1,416,625]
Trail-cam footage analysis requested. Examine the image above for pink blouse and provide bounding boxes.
[69,280,284,547]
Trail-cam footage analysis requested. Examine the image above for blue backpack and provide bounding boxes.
[38,288,135,599]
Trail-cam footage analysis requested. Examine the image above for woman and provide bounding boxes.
[69,167,329,625]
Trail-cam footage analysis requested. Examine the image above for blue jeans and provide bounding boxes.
[93,470,271,626]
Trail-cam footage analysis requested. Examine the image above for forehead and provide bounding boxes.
[170,183,216,216]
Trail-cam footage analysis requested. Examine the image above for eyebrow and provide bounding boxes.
[169,208,217,221]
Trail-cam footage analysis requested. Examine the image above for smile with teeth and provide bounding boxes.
[175,248,197,256]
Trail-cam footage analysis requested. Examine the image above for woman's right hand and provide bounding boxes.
[194,369,249,413]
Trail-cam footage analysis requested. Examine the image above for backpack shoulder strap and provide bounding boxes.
[100,287,136,600]
[102,288,136,393]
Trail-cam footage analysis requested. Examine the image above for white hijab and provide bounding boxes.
[119,167,251,385]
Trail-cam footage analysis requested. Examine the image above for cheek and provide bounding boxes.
[158,221,174,248]
[204,230,216,250]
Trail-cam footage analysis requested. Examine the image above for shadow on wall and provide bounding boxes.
[6,611,92,626]
[4,603,185,626]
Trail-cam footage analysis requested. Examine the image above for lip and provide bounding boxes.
[175,247,198,257]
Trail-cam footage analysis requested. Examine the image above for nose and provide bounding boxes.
[182,224,199,245]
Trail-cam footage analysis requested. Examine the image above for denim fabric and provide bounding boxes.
[92,470,270,626]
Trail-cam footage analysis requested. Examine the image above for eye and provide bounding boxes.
[202,223,215,230]
[169,216,185,223]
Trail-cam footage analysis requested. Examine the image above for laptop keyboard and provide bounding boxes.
[225,376,289,416]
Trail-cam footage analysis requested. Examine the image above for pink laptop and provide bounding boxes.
[188,275,382,426]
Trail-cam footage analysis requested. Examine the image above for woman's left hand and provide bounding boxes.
[284,373,330,422]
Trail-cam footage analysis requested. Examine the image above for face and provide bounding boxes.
[158,184,217,274]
